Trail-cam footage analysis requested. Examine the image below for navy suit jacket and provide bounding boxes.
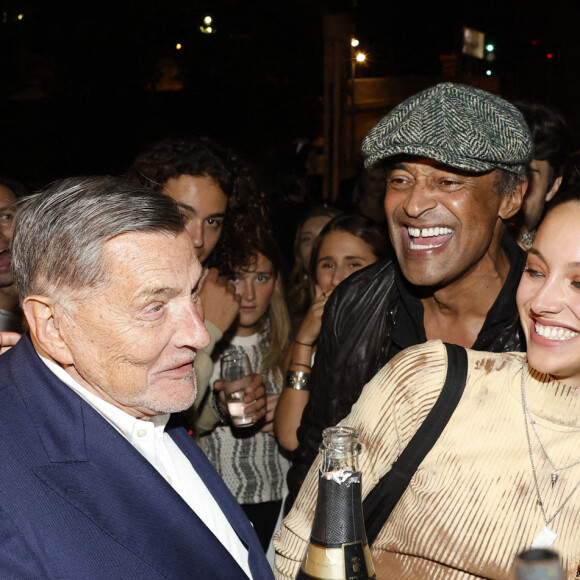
[0,335,274,579]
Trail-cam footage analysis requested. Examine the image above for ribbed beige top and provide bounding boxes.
[274,340,580,579]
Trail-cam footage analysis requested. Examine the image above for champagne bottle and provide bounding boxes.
[297,426,376,580]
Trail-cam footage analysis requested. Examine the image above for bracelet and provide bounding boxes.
[291,362,311,369]
[294,339,314,347]
[285,370,310,391]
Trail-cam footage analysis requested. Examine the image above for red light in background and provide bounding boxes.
[546,53,553,59]
[532,40,538,45]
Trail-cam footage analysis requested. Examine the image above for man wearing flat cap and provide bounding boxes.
[283,82,532,512]
[0,176,272,579]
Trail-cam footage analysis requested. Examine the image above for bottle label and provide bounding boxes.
[299,541,375,579]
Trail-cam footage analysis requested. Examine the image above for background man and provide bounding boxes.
[0,176,271,579]
[126,136,267,433]
[285,82,533,510]
[510,101,570,248]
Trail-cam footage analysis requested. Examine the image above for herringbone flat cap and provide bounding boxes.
[362,82,533,175]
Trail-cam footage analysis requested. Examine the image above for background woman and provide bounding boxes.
[199,225,291,553]
[274,214,391,452]
[286,206,343,329]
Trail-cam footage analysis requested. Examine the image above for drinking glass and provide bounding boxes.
[221,352,256,427]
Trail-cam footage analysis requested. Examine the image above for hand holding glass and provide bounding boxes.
[221,353,257,427]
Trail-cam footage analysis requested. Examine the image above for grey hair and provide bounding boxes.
[493,169,527,197]
[11,175,186,304]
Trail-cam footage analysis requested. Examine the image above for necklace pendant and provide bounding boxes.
[531,525,558,549]
[551,472,559,486]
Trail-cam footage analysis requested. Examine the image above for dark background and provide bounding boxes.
[1,0,579,189]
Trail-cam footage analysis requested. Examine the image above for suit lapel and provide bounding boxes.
[169,425,274,580]
[34,410,249,577]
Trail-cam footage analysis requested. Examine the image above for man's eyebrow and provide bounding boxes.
[176,202,196,214]
[176,202,225,219]
[133,286,180,303]
[0,205,15,212]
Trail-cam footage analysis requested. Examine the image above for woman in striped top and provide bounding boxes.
[200,225,292,554]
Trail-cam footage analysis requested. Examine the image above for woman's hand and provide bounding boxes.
[0,332,21,355]
[274,287,333,450]
[294,285,331,346]
[213,374,268,424]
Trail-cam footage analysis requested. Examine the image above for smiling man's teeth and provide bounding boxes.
[408,226,453,249]
[408,226,453,238]
[535,322,579,341]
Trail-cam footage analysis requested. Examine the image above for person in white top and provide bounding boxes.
[0,175,273,579]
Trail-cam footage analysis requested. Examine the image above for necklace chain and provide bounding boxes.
[529,415,580,484]
[521,362,580,527]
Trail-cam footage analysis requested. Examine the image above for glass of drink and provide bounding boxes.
[221,352,256,427]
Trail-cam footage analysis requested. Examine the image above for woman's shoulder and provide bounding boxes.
[366,341,525,403]
[381,340,449,377]
[355,341,449,411]
[347,342,451,456]
[385,341,525,374]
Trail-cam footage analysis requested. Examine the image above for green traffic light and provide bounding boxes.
[485,43,495,52]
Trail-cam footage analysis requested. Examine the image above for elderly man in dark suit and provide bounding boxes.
[0,176,272,579]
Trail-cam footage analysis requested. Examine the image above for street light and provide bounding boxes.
[200,15,215,34]
[350,44,368,168]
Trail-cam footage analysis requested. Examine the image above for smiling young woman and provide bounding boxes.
[517,189,580,386]
[274,214,391,453]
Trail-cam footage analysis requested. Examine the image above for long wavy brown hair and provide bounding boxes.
[124,135,270,275]
[227,224,291,384]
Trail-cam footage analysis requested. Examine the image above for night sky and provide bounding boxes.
[1,0,579,189]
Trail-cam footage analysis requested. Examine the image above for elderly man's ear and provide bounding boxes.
[499,179,526,221]
[22,296,74,365]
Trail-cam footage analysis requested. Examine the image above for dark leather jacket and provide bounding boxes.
[286,234,526,510]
